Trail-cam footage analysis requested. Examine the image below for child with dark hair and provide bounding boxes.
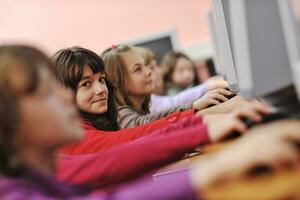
[0,45,298,200]
[53,46,243,155]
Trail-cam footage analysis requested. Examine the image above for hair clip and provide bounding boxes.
[111,44,117,49]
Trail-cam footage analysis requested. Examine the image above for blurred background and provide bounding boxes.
[0,0,214,60]
[1,0,299,81]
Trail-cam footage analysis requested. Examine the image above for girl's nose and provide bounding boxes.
[94,82,105,95]
[145,66,152,77]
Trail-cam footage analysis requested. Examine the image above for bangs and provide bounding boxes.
[54,47,105,91]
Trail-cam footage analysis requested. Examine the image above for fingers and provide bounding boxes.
[204,89,231,106]
[273,144,300,170]
[213,93,228,102]
[234,107,262,122]
[232,101,272,122]
[230,117,248,134]
[207,98,221,106]
[206,76,229,90]
[284,131,300,143]
[249,100,272,114]
[250,140,300,173]
[210,88,232,96]
[208,115,247,142]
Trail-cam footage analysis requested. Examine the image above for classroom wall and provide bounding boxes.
[0,0,212,57]
[291,0,300,19]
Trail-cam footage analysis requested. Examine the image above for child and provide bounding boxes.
[102,45,231,128]
[161,51,198,95]
[1,45,298,199]
[0,46,294,200]
[135,47,229,114]
[53,47,247,155]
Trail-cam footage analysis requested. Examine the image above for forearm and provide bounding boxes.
[118,105,193,128]
[57,125,210,189]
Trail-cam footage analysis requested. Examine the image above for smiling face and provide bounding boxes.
[75,65,108,114]
[121,50,154,97]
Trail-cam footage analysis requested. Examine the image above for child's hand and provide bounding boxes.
[192,89,232,110]
[203,101,271,142]
[190,124,300,188]
[205,76,229,90]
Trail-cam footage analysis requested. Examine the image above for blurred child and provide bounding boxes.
[135,47,228,114]
[0,46,299,199]
[161,51,198,95]
[102,45,231,128]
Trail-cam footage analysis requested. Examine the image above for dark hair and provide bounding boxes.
[101,45,151,114]
[0,45,53,177]
[53,47,119,131]
[0,89,20,177]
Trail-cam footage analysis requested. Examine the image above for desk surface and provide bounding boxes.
[202,167,300,200]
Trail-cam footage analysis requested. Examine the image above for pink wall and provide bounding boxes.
[291,0,300,19]
[0,0,211,54]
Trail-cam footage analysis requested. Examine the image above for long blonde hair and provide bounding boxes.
[101,45,151,114]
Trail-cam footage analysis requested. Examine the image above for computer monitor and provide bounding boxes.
[278,0,300,101]
[211,0,239,92]
[289,0,300,28]
[121,29,180,63]
[207,11,221,74]
[225,0,293,99]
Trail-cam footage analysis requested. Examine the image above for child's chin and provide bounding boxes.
[96,107,108,114]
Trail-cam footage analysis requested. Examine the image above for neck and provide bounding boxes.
[127,94,147,112]
[17,147,55,175]
[154,85,165,95]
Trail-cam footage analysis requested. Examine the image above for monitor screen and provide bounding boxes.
[207,11,221,74]
[211,0,239,92]
[134,36,174,64]
[290,0,300,45]
[290,0,300,22]
[278,0,300,101]
[225,0,293,98]
[122,29,179,64]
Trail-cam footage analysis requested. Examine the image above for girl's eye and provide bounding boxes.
[134,67,142,73]
[147,64,154,71]
[82,81,91,87]
[99,77,106,84]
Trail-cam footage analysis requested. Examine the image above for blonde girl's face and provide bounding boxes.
[121,50,155,96]
[147,59,164,94]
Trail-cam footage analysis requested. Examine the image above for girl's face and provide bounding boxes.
[121,50,154,96]
[16,67,83,151]
[148,59,164,94]
[76,65,108,114]
[171,57,195,87]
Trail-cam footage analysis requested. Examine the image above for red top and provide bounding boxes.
[59,109,197,155]
[56,115,210,189]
